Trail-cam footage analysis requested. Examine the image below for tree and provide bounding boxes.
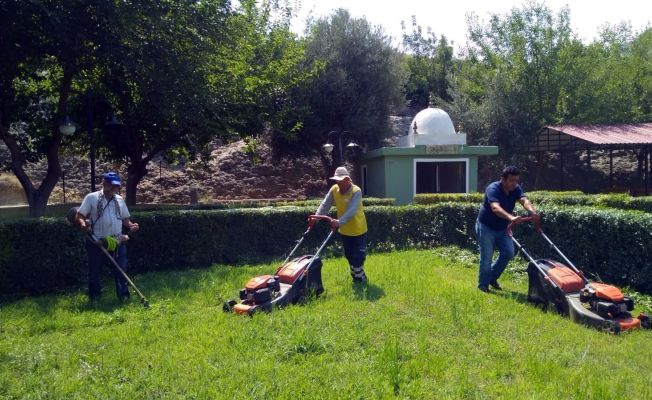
[401,16,454,109]
[87,0,237,205]
[463,1,577,152]
[212,0,313,148]
[2,0,308,208]
[0,0,124,216]
[558,24,652,124]
[272,9,405,175]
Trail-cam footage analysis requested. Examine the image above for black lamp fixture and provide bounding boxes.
[322,130,360,166]
[58,95,124,192]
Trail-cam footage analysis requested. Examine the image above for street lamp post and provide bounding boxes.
[58,92,124,192]
[322,130,361,167]
[86,92,96,192]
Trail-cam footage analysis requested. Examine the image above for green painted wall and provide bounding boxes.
[468,156,478,192]
[358,145,497,205]
[382,155,414,205]
[358,158,386,197]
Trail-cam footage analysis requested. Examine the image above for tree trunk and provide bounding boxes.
[125,159,148,206]
[0,123,63,217]
[0,66,73,217]
[26,188,50,217]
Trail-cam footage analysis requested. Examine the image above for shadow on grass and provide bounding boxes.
[0,262,255,314]
[494,289,530,305]
[352,281,385,302]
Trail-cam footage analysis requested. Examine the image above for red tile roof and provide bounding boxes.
[546,123,652,144]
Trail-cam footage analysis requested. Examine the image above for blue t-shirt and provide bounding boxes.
[478,181,525,230]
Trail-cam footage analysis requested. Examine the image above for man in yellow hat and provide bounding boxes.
[315,166,368,282]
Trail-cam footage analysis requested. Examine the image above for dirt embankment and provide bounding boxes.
[0,140,331,205]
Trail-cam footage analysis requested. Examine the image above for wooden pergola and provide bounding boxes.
[528,123,652,194]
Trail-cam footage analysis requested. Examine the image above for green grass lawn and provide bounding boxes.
[1,248,651,399]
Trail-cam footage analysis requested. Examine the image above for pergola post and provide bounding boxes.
[649,146,652,195]
[559,150,564,190]
[609,149,614,188]
[587,147,592,192]
[646,146,650,196]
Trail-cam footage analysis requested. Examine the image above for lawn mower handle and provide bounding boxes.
[506,216,542,237]
[282,215,336,264]
[307,215,336,230]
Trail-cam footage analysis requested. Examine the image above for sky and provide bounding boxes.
[290,0,652,52]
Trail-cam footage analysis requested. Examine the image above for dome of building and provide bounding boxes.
[408,108,456,137]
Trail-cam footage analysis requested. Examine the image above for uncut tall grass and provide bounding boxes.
[1,248,651,399]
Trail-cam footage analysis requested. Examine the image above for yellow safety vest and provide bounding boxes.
[332,184,367,236]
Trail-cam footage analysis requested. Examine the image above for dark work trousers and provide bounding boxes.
[341,233,367,280]
[85,238,129,299]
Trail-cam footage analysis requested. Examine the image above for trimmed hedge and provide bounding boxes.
[0,197,396,220]
[414,191,652,213]
[59,197,396,216]
[2,202,652,296]
[271,197,396,208]
[0,204,471,296]
[414,193,483,204]
[131,197,395,212]
[414,191,590,206]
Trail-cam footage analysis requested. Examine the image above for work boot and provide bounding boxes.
[117,287,130,302]
[351,266,367,283]
[489,280,502,290]
[478,286,490,293]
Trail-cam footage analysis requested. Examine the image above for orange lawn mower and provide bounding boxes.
[509,217,651,333]
[223,215,336,316]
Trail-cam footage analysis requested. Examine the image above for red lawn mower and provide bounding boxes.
[223,215,336,316]
[509,217,651,334]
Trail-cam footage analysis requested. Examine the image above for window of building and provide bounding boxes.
[415,160,467,194]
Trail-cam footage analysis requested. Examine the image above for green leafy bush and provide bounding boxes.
[129,197,396,212]
[414,191,652,213]
[2,203,652,296]
[0,204,464,296]
[528,190,584,196]
[274,197,396,207]
[413,193,483,204]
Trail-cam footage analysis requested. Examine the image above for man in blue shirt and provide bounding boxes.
[476,166,539,292]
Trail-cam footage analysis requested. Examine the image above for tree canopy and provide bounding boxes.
[271,9,404,172]
[2,0,652,214]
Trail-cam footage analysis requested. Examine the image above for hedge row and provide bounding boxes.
[2,203,652,296]
[132,197,396,212]
[414,191,652,213]
[0,197,397,220]
[414,193,484,204]
[0,204,472,297]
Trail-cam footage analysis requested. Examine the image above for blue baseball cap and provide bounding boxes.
[103,172,122,186]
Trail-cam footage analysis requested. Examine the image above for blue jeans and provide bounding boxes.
[86,238,129,299]
[475,220,515,289]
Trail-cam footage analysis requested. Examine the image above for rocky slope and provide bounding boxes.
[1,140,331,205]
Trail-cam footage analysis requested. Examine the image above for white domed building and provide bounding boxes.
[356,107,498,204]
[397,107,466,147]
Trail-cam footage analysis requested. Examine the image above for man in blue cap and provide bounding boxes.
[75,172,139,301]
